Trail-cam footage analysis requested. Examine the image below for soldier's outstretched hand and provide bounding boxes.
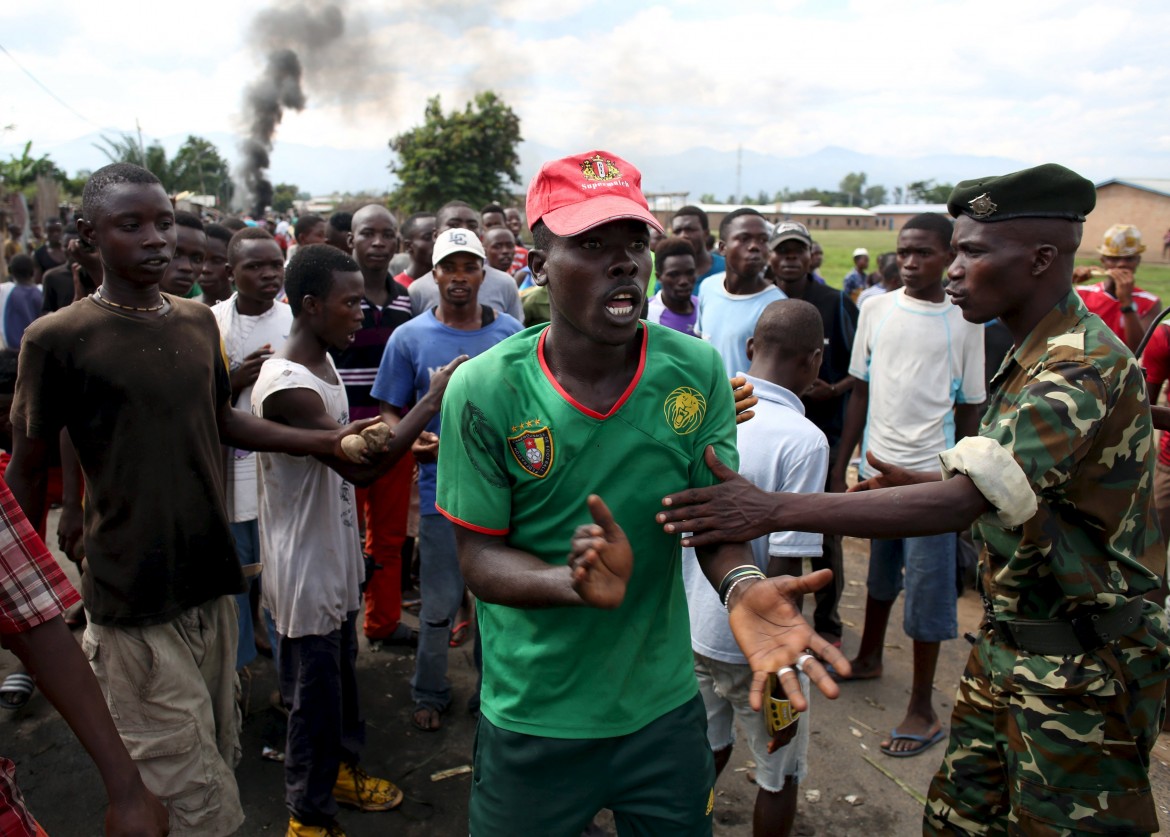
[728,569,852,712]
[569,495,633,610]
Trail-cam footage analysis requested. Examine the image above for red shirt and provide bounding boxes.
[393,271,414,289]
[510,247,529,276]
[0,475,80,836]
[1143,323,1170,467]
[1076,282,1158,342]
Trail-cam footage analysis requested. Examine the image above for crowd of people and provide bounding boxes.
[0,150,1167,837]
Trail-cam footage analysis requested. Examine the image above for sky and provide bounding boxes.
[1,0,1168,194]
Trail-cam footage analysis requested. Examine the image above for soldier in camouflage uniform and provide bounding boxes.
[656,162,1169,835]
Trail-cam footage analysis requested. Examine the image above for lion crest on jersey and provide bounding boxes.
[664,386,706,435]
[508,426,554,478]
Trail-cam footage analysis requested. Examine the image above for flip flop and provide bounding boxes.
[0,672,35,710]
[449,620,470,648]
[825,662,881,682]
[880,727,946,758]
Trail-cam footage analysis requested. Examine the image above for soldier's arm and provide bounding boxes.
[658,445,990,548]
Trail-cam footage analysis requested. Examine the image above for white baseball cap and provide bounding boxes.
[432,228,485,266]
[852,247,869,258]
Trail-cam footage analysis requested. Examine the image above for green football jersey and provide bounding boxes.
[436,322,739,739]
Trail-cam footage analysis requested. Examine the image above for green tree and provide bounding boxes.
[862,184,888,207]
[0,142,67,201]
[699,193,716,204]
[271,183,301,214]
[906,179,955,204]
[839,171,867,206]
[95,133,171,186]
[170,136,234,207]
[389,91,522,210]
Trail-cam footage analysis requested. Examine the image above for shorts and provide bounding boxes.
[694,653,809,792]
[469,693,714,837]
[82,596,244,836]
[866,534,957,642]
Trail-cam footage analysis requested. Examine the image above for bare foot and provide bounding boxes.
[412,705,443,732]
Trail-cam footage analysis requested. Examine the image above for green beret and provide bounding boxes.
[947,163,1096,223]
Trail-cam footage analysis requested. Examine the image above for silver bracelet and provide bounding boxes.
[723,571,765,612]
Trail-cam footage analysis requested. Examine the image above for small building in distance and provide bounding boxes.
[1084,179,1170,263]
[656,202,884,235]
[869,204,950,231]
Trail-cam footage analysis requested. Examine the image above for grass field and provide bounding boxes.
[812,228,1170,303]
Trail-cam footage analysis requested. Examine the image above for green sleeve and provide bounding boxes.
[435,366,513,534]
[688,346,740,489]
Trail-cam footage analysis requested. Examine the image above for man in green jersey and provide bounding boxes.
[435,150,848,836]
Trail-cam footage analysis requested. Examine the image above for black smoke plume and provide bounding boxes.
[238,4,348,217]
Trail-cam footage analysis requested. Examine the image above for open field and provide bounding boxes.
[810,229,1170,305]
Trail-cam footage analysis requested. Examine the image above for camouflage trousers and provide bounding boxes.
[923,630,1165,836]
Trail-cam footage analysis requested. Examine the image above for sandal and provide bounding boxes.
[368,624,418,651]
[411,703,447,732]
[449,620,470,648]
[0,672,35,710]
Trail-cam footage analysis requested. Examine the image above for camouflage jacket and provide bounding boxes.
[976,292,1166,673]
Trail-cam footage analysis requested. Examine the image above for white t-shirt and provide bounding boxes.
[682,376,829,664]
[253,356,363,638]
[696,273,785,377]
[849,287,985,478]
[211,295,293,522]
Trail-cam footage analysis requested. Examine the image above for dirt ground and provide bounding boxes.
[4,528,1169,836]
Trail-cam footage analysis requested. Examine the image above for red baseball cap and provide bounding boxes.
[526,150,664,237]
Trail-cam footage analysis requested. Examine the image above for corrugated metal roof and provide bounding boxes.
[1096,178,1170,198]
[868,204,949,214]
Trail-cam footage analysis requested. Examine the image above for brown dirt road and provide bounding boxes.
[4,530,1168,835]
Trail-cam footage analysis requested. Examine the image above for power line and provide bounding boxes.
[0,41,102,129]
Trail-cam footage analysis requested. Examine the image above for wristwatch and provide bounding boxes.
[1120,303,1137,314]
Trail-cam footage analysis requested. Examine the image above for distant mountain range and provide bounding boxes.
[9,130,1027,205]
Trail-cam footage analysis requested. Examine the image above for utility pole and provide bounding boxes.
[735,145,742,205]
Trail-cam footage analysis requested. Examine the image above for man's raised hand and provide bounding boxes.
[568,495,633,609]
[727,569,852,711]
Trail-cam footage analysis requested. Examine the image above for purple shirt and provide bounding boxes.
[646,291,698,336]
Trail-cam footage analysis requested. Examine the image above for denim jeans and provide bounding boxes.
[229,519,259,671]
[867,533,958,642]
[412,514,473,709]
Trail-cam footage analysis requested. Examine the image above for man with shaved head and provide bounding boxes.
[658,164,1168,835]
[333,204,418,647]
[683,298,830,837]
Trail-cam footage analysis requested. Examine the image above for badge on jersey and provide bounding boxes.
[664,386,706,435]
[508,426,554,478]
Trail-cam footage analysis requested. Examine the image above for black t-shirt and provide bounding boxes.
[33,245,65,274]
[11,295,243,626]
[40,265,74,314]
[793,276,858,446]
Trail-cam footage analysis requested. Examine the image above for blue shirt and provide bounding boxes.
[694,252,726,290]
[371,309,523,514]
[696,275,785,377]
[843,269,867,297]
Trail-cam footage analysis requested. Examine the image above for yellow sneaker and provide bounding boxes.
[286,816,346,836]
[333,762,404,812]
